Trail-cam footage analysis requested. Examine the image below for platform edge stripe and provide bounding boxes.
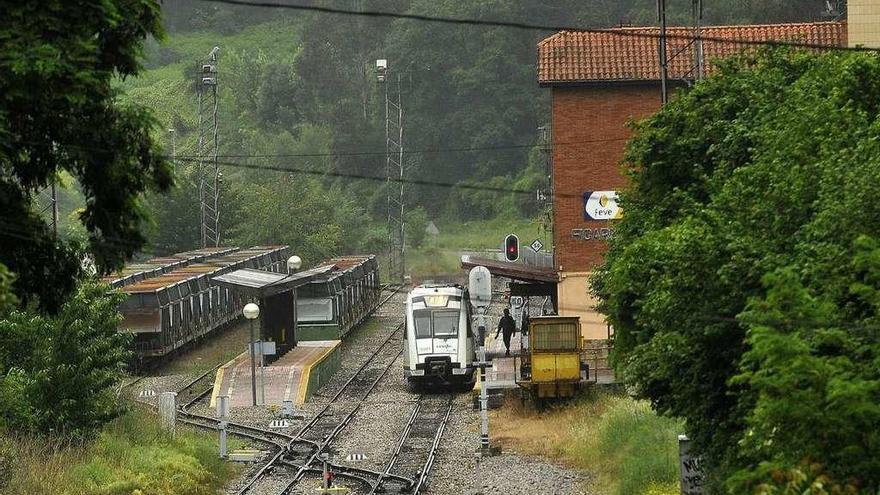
[209,365,225,409]
[210,352,244,409]
[295,340,341,405]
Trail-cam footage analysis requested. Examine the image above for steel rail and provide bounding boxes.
[234,283,406,495]
[368,394,454,494]
[367,400,422,494]
[124,281,407,495]
[283,323,406,492]
[176,411,291,495]
[280,460,406,492]
[411,398,453,494]
[288,320,404,443]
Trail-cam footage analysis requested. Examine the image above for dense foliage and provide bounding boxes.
[0,0,172,311]
[0,282,130,438]
[594,49,880,492]
[127,0,834,261]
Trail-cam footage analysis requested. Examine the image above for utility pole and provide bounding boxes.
[197,46,221,248]
[538,125,553,268]
[168,128,177,168]
[658,0,669,104]
[693,0,704,82]
[657,0,705,104]
[377,59,406,282]
[36,183,59,238]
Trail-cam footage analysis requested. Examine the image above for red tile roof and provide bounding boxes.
[538,22,846,85]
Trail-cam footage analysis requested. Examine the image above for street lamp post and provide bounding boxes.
[287,255,302,274]
[243,302,260,406]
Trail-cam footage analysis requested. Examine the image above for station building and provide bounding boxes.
[537,20,851,340]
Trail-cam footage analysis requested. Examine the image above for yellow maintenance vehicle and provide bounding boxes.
[517,316,587,401]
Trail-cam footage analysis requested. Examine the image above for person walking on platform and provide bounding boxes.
[495,308,517,357]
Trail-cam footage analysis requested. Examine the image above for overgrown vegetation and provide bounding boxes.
[1,0,171,311]
[406,217,544,278]
[594,48,880,492]
[117,0,835,262]
[492,389,681,495]
[0,282,130,437]
[0,409,238,495]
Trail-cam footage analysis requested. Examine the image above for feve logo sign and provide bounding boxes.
[583,191,622,220]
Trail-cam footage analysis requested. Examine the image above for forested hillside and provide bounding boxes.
[118,0,836,260]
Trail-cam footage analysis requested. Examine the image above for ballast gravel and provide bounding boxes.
[138,286,592,494]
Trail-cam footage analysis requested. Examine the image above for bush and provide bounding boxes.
[0,281,130,437]
[595,47,880,491]
[0,409,238,495]
[405,206,429,249]
[595,398,681,495]
[493,390,681,495]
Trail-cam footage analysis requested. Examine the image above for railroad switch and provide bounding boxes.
[316,454,351,494]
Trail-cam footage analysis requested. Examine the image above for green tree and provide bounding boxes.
[405,206,429,249]
[594,48,880,492]
[0,265,17,316]
[0,0,172,312]
[0,282,130,437]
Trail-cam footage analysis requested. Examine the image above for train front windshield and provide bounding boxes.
[413,309,459,338]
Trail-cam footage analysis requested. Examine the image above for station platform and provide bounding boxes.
[211,340,340,409]
[474,331,523,392]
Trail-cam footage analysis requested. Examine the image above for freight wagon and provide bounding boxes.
[295,255,380,341]
[101,247,240,289]
[116,246,289,359]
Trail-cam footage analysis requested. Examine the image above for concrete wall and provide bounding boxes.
[849,0,880,48]
[550,85,661,274]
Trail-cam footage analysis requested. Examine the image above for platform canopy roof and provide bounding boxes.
[211,265,333,298]
[460,255,557,284]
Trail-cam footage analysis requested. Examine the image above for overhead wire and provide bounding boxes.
[171,155,605,200]
[197,0,879,53]
[168,137,629,160]
[7,1,869,258]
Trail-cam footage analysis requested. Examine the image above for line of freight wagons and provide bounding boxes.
[106,247,380,360]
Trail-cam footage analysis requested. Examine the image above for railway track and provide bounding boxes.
[125,283,458,494]
[369,394,454,494]
[162,283,407,495]
[280,320,407,493]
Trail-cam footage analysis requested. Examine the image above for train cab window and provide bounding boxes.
[414,310,432,339]
[432,311,459,337]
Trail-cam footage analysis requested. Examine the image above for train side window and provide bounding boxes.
[433,311,459,337]
[414,310,432,339]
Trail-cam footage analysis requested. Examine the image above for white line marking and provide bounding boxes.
[283,367,296,402]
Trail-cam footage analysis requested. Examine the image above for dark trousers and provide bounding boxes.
[502,331,512,352]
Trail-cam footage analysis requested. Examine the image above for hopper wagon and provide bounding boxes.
[116,245,289,359]
[295,255,380,341]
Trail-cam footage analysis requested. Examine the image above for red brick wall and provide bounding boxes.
[552,85,661,273]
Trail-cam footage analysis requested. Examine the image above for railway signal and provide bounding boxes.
[468,266,494,458]
[504,234,519,262]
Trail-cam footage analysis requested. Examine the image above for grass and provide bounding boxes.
[428,216,545,251]
[406,216,546,279]
[491,388,681,495]
[0,408,241,495]
[159,320,251,375]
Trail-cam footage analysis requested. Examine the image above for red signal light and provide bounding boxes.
[504,234,519,262]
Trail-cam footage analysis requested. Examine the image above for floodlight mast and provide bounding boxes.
[197,46,221,247]
[377,58,405,282]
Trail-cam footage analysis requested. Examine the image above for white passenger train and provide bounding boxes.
[404,284,476,389]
